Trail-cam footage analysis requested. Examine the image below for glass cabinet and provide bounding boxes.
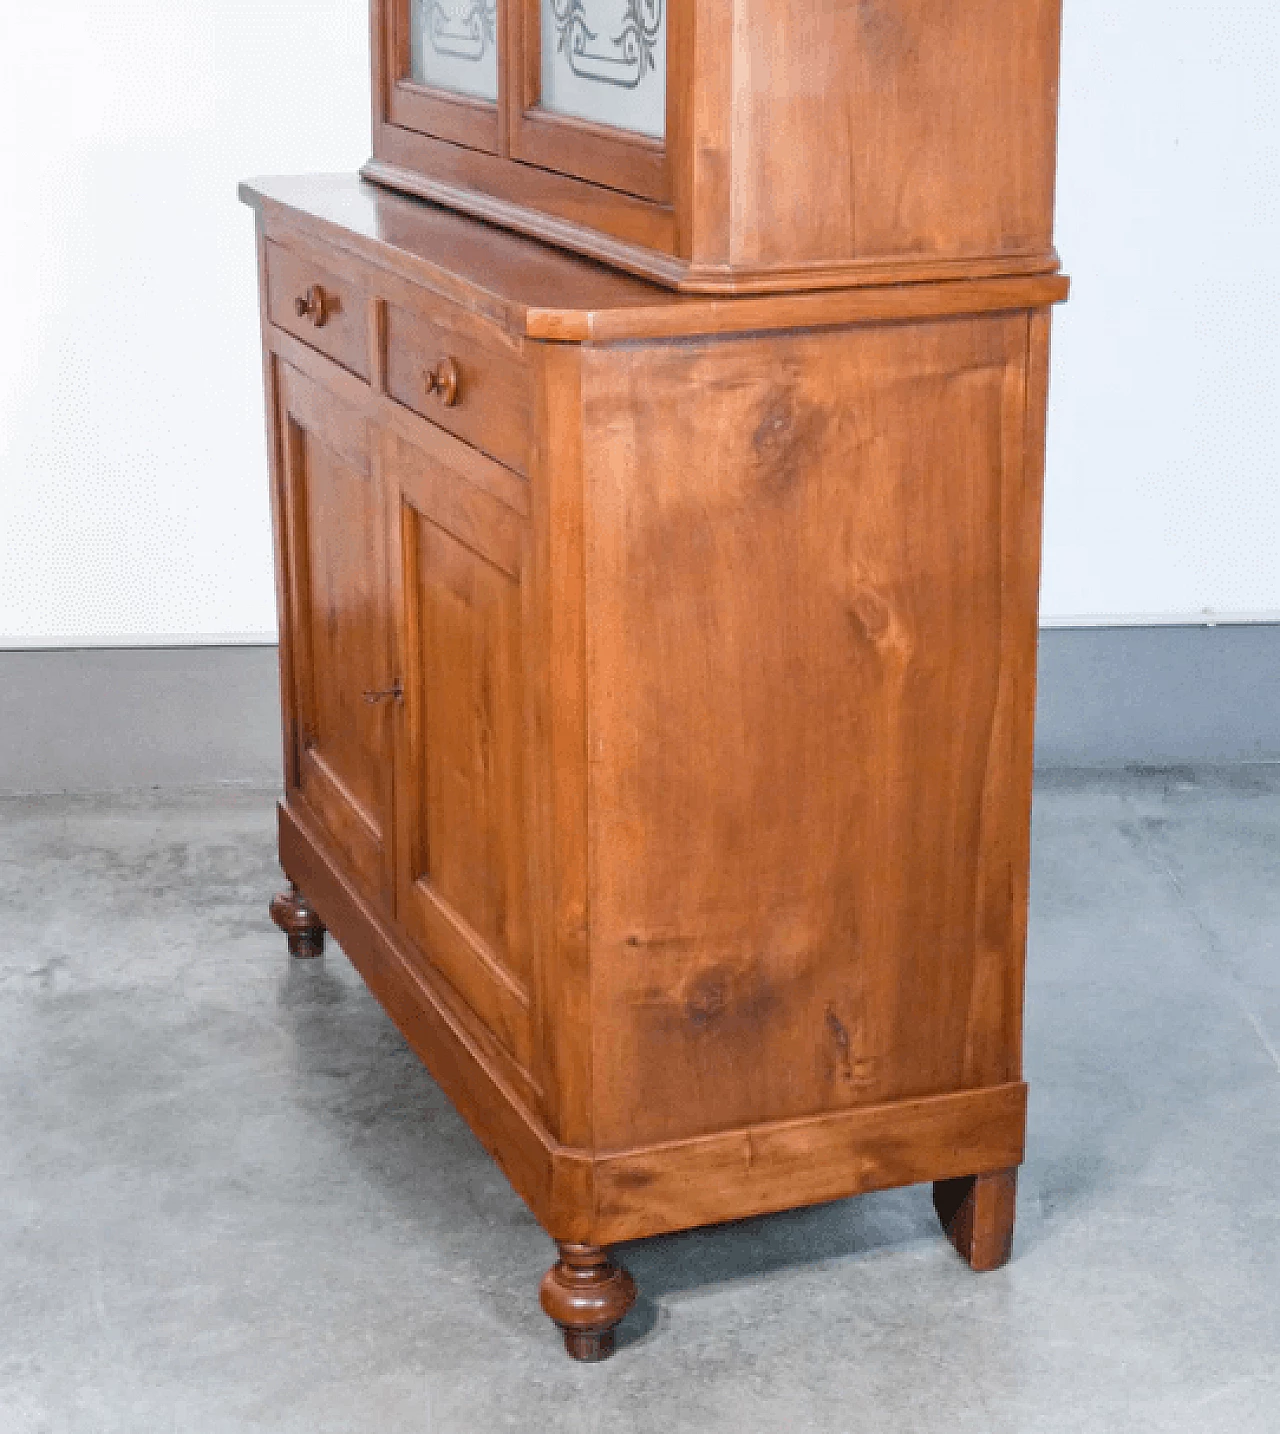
[367,0,1064,295]
[379,0,669,189]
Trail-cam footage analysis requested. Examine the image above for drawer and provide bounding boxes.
[385,301,534,477]
[266,241,370,381]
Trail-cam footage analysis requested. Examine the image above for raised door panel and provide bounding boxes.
[276,362,395,903]
[384,428,540,1082]
[582,314,1041,1150]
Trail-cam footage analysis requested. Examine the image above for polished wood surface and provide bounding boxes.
[366,0,1063,293]
[244,174,1070,342]
[249,184,1065,1357]
[266,239,370,380]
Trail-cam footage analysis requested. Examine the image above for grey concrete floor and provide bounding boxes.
[1,770,1277,1433]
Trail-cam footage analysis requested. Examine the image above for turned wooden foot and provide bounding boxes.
[933,1167,1018,1272]
[539,1243,636,1362]
[269,883,326,959]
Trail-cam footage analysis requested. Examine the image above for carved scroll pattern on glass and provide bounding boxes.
[541,0,665,139]
[410,0,499,102]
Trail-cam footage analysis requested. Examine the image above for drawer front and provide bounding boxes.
[385,302,534,477]
[266,241,370,381]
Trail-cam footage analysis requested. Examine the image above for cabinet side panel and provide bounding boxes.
[582,315,1039,1150]
[531,343,595,1148]
[960,309,1053,1089]
[728,0,1061,270]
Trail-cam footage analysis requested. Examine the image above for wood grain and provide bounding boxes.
[723,0,1061,270]
[581,315,1037,1148]
[528,341,594,1149]
[591,1084,1028,1244]
[376,0,503,152]
[279,797,1029,1249]
[269,882,326,959]
[279,798,563,1219]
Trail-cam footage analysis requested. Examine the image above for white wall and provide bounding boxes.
[0,3,369,645]
[1042,0,1280,624]
[0,1,1276,645]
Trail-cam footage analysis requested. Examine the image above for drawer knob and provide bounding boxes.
[293,284,330,328]
[423,357,460,407]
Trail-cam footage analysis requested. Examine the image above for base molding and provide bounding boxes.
[280,799,1026,1246]
[360,159,1060,297]
[589,1085,1026,1244]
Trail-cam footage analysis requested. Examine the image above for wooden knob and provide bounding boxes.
[293,285,329,327]
[423,357,460,406]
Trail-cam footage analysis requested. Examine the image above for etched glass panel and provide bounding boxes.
[540,0,666,139]
[409,0,499,102]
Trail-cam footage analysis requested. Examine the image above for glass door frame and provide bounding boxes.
[385,0,505,154]
[508,0,679,203]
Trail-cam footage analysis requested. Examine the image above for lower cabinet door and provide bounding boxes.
[383,428,540,1082]
[276,362,395,901]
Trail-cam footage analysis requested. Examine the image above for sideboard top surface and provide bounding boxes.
[241,173,1069,344]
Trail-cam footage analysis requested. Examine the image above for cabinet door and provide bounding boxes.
[276,362,395,903]
[382,0,502,152]
[384,428,540,1083]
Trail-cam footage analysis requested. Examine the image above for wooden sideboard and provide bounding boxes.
[243,172,1066,1361]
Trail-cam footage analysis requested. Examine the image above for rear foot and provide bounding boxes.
[933,1168,1017,1271]
[269,883,325,959]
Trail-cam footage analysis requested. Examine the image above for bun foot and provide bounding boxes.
[933,1167,1018,1272]
[540,1243,636,1362]
[270,883,326,959]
